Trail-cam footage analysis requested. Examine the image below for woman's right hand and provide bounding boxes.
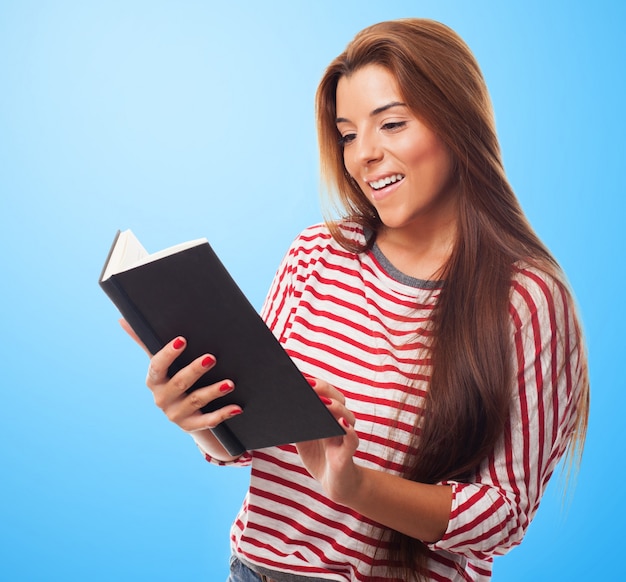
[120,319,243,461]
[145,335,243,432]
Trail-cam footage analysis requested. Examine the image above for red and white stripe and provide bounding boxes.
[209,223,584,581]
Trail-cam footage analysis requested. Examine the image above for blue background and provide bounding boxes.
[1,1,624,580]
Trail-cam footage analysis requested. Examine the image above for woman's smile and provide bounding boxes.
[367,173,405,200]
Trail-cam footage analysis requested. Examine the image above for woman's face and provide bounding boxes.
[336,65,458,240]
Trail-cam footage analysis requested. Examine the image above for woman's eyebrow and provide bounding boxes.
[336,101,408,124]
[371,101,407,116]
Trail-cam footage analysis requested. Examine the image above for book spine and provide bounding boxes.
[209,423,246,457]
[99,275,164,355]
[101,274,247,457]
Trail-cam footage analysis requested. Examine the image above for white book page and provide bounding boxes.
[102,230,207,280]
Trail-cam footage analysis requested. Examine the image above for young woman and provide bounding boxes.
[125,18,589,581]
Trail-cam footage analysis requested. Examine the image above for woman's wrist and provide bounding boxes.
[335,465,452,543]
[190,429,240,463]
[327,461,367,507]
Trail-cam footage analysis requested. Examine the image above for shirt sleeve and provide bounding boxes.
[202,449,253,467]
[428,267,586,560]
[260,226,325,341]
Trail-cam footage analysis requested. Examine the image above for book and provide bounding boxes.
[99,229,345,456]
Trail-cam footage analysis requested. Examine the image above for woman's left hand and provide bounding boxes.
[298,377,452,542]
[296,377,361,505]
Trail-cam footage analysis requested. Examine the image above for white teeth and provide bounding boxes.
[368,174,404,190]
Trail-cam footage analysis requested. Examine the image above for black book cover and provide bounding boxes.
[99,231,344,456]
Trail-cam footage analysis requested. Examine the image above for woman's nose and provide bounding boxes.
[355,131,383,166]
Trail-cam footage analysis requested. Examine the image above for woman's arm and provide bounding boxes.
[297,267,586,553]
[345,465,452,544]
[297,378,452,543]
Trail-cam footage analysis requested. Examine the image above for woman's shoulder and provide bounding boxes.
[290,220,366,253]
[509,261,573,326]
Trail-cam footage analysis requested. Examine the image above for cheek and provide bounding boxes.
[401,134,435,164]
[342,150,357,179]
[343,156,367,194]
[406,139,453,181]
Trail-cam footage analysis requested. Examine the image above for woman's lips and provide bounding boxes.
[367,174,405,202]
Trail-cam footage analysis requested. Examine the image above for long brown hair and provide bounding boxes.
[316,18,589,579]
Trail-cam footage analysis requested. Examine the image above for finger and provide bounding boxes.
[146,336,190,387]
[315,382,354,426]
[321,397,356,427]
[322,417,360,471]
[168,382,242,432]
[164,377,234,423]
[178,405,243,433]
[183,380,234,415]
[151,351,217,410]
[305,376,346,405]
[339,416,360,450]
[158,351,217,396]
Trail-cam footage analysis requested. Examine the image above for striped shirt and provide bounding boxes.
[208,222,584,581]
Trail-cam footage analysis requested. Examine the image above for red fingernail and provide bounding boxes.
[201,355,216,368]
[306,377,317,387]
[219,382,232,393]
[230,408,242,417]
[341,417,351,429]
[173,338,185,350]
[320,396,332,405]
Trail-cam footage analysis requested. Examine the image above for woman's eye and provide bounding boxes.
[382,121,407,131]
[338,133,356,146]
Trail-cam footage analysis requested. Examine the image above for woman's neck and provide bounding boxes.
[375,219,456,281]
